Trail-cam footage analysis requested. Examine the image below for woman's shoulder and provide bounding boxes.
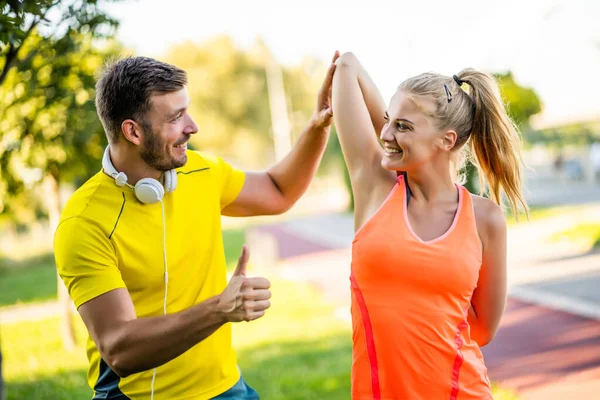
[469,193,507,243]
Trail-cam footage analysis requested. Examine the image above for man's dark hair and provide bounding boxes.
[95,56,187,143]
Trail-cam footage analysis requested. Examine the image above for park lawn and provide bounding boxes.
[1,278,519,399]
[0,253,58,307]
[505,204,583,225]
[551,223,600,250]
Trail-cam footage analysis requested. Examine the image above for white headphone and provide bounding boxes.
[102,146,178,204]
[103,146,172,397]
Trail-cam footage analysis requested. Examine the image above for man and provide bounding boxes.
[54,53,338,399]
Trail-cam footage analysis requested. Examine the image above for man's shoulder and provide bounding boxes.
[179,150,221,172]
[178,150,243,184]
[58,171,123,236]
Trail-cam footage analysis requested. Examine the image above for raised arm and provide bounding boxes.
[222,52,339,217]
[78,246,270,377]
[332,52,396,222]
[355,58,388,144]
[332,52,386,177]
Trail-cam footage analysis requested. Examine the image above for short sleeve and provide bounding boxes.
[217,157,245,209]
[54,217,126,308]
[193,152,245,209]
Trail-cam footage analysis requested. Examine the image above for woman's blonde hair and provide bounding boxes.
[399,69,529,217]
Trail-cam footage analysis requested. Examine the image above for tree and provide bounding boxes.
[494,71,542,130]
[0,0,122,349]
[529,120,600,147]
[164,36,326,170]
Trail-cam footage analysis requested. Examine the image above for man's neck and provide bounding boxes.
[108,146,161,185]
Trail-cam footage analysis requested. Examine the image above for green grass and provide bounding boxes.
[0,253,58,307]
[1,317,90,400]
[222,227,247,270]
[238,334,352,399]
[551,223,600,250]
[1,278,519,399]
[505,204,582,225]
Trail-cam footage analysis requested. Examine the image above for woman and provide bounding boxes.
[331,52,528,399]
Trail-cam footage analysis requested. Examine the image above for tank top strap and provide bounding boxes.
[456,185,476,222]
[452,185,482,249]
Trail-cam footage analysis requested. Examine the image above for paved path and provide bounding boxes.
[483,298,600,400]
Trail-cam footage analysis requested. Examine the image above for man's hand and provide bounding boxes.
[220,51,341,218]
[217,245,272,322]
[310,51,340,129]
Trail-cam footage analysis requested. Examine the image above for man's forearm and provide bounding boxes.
[266,121,330,207]
[104,296,226,377]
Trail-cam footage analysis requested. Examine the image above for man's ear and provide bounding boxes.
[121,119,143,145]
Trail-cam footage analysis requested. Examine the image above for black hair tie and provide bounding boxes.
[453,75,464,86]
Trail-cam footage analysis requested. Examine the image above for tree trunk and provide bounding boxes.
[44,168,76,350]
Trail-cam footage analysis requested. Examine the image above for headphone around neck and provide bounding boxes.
[102,145,173,398]
[102,146,178,204]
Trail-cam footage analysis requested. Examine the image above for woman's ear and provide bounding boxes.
[440,129,458,151]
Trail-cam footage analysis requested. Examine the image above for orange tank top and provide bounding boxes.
[350,175,492,399]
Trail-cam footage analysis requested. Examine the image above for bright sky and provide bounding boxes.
[106,0,599,128]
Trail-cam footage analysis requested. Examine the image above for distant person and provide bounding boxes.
[54,54,337,399]
[591,141,600,182]
[554,153,564,173]
[332,52,528,399]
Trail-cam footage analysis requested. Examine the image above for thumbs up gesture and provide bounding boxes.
[217,245,272,322]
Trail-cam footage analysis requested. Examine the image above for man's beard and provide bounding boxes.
[140,126,186,171]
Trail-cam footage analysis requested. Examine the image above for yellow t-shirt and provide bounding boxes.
[54,151,245,400]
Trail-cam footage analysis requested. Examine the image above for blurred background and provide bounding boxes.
[0,0,599,399]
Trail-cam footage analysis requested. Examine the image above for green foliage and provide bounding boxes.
[494,71,542,129]
[0,0,122,223]
[551,223,600,250]
[0,0,120,83]
[529,120,600,147]
[163,37,326,169]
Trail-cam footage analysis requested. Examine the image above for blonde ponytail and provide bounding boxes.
[456,69,529,217]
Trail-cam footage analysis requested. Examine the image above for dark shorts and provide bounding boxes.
[212,376,259,400]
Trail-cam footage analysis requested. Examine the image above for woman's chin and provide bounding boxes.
[381,157,404,171]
